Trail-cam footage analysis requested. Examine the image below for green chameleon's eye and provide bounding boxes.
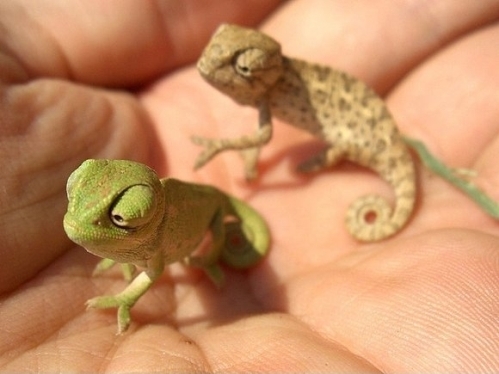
[110,184,156,229]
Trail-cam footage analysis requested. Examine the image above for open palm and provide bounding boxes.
[1,1,499,372]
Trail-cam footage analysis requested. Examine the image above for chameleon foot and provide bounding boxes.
[191,136,223,169]
[296,157,324,173]
[86,295,133,334]
[296,150,332,174]
[240,147,260,180]
[221,220,268,267]
[186,257,226,288]
[201,263,225,289]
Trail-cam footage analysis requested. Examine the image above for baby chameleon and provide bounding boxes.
[63,159,269,333]
[193,24,416,242]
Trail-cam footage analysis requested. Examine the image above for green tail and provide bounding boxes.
[404,136,499,218]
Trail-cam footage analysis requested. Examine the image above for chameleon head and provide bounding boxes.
[197,23,283,106]
[63,159,165,263]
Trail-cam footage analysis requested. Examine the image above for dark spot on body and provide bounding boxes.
[376,139,387,153]
[313,89,328,104]
[314,65,331,82]
[338,98,351,111]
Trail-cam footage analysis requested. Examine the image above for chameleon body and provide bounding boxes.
[193,24,416,242]
[63,159,269,333]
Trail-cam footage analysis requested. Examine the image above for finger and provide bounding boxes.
[280,230,499,371]
[391,23,499,156]
[0,0,282,86]
[264,1,499,93]
[0,0,282,293]
[0,80,154,294]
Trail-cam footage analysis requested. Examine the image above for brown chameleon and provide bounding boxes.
[192,23,416,242]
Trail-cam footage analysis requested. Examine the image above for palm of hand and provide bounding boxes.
[1,1,498,372]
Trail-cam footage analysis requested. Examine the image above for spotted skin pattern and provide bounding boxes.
[193,24,416,241]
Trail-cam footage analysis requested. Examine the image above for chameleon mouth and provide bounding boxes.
[62,215,109,248]
[62,216,80,243]
[197,58,207,74]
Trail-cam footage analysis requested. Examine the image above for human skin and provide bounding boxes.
[1,0,499,372]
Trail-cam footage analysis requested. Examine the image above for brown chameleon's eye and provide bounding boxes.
[235,62,250,76]
[234,50,256,77]
[233,48,283,87]
[110,184,156,229]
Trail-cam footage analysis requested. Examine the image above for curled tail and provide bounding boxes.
[346,147,416,242]
[221,196,270,268]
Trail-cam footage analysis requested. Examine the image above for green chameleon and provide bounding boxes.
[63,159,269,333]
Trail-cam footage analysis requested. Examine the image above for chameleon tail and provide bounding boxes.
[222,196,270,268]
[346,147,416,242]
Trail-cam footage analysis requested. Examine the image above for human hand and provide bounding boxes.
[2,1,498,372]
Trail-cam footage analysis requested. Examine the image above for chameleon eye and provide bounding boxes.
[234,50,256,77]
[109,184,156,229]
[233,48,282,86]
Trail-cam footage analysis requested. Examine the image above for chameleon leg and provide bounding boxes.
[192,102,273,175]
[120,263,137,282]
[403,137,499,218]
[240,147,261,180]
[222,196,270,268]
[192,125,271,171]
[93,258,116,275]
[92,259,136,281]
[86,252,164,334]
[297,146,344,173]
[186,211,226,288]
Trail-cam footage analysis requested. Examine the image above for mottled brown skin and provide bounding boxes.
[193,24,416,241]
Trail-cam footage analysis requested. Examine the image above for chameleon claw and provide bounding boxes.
[86,295,133,334]
[86,295,121,310]
[191,136,222,169]
[116,305,132,334]
[191,135,211,146]
[201,264,225,289]
[240,148,260,180]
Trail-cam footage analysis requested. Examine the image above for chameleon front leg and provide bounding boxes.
[93,258,137,281]
[86,252,165,334]
[192,101,273,179]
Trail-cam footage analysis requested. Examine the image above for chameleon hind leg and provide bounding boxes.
[222,196,270,268]
[186,209,227,288]
[296,146,344,173]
